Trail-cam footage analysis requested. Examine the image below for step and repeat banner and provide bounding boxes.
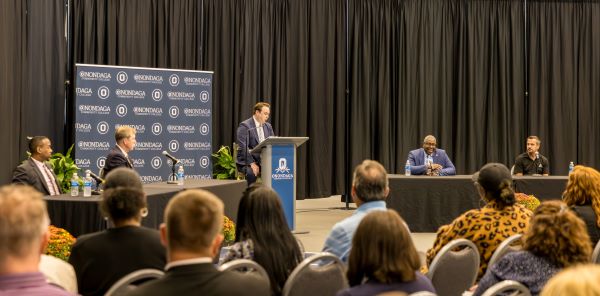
[74,64,213,183]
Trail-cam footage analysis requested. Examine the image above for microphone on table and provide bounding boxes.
[535,151,539,160]
[162,151,180,164]
[86,170,105,184]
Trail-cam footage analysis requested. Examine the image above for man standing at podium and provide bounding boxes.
[236,102,274,185]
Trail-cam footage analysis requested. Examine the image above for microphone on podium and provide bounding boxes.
[162,151,180,164]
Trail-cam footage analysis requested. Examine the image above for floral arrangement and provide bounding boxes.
[515,193,541,212]
[45,225,76,261]
[223,216,236,244]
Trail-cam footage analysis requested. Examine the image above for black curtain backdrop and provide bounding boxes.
[1,0,599,199]
[528,0,600,175]
[0,0,65,185]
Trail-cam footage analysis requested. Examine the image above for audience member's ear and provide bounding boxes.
[211,234,224,258]
[159,223,168,247]
[39,230,50,255]
[384,186,390,198]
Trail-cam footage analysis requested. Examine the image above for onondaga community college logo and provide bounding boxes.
[273,158,293,180]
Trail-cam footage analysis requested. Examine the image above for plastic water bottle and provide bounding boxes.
[70,173,79,196]
[569,161,574,174]
[83,173,92,197]
[405,160,411,176]
[177,165,185,185]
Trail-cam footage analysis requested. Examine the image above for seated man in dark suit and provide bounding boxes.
[103,125,136,177]
[126,189,270,296]
[407,135,456,176]
[236,102,275,185]
[12,136,62,195]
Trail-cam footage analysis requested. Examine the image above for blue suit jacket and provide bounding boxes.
[407,148,456,176]
[236,117,274,168]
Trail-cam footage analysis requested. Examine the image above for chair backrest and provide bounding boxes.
[488,234,523,268]
[282,252,348,296]
[409,292,437,296]
[591,240,600,263]
[218,259,270,285]
[427,238,480,296]
[105,268,164,296]
[481,280,531,296]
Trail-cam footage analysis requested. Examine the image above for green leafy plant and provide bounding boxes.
[212,145,237,180]
[48,144,81,193]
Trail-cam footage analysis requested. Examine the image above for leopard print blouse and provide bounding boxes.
[425,200,533,280]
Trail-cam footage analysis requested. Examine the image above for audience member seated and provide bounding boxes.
[540,264,600,296]
[425,163,532,280]
[473,201,592,296]
[221,184,303,295]
[39,254,78,293]
[0,185,73,296]
[68,168,166,296]
[561,165,600,245]
[126,189,270,296]
[337,210,435,296]
[323,160,390,263]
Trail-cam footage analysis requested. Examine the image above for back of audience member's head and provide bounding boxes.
[347,210,420,287]
[235,184,303,295]
[523,200,591,267]
[101,168,146,225]
[473,163,515,207]
[541,264,600,296]
[103,168,143,191]
[352,159,389,203]
[562,165,600,227]
[163,189,224,255]
[0,185,49,265]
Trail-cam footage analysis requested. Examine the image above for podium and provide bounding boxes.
[251,136,308,230]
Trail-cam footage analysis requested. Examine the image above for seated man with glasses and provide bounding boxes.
[407,135,456,176]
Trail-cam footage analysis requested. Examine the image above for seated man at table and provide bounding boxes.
[102,125,137,177]
[407,135,456,176]
[513,135,549,176]
[12,136,62,195]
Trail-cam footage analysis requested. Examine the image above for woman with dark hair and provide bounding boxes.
[221,184,303,295]
[338,210,435,295]
[562,165,600,245]
[69,168,166,296]
[474,201,592,296]
[425,163,533,280]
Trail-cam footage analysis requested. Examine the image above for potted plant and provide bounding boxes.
[212,145,238,180]
[45,225,76,261]
[48,144,80,193]
[222,215,236,245]
[515,193,541,212]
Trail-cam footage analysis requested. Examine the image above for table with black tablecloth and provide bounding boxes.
[45,179,246,237]
[387,175,567,232]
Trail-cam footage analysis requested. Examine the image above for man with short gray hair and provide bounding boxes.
[0,185,73,295]
[126,189,269,296]
[322,160,390,263]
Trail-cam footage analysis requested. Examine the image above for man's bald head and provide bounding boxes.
[352,160,389,203]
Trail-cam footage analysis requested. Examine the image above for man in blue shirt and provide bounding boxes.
[322,159,390,263]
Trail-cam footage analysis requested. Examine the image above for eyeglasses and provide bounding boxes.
[424,142,436,147]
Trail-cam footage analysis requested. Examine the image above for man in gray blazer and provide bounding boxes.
[12,136,62,195]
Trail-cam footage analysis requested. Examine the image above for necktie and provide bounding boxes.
[258,126,265,142]
[42,164,60,195]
